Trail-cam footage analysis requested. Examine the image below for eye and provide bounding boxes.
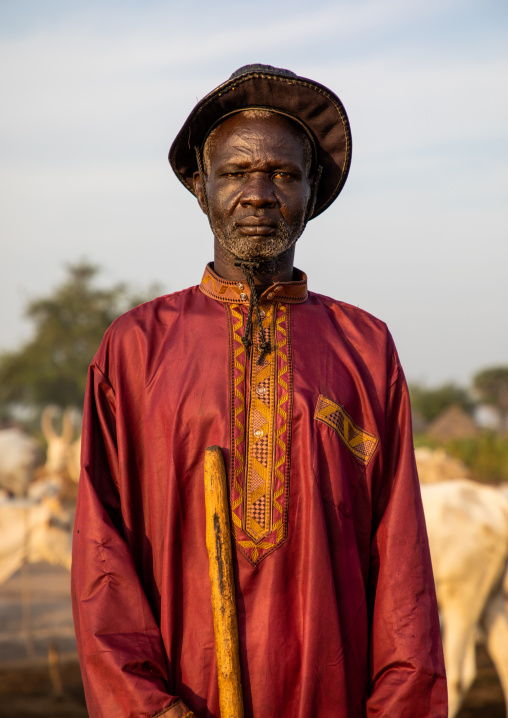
[223,171,246,179]
[272,171,294,181]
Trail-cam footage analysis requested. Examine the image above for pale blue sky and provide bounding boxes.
[1,0,507,386]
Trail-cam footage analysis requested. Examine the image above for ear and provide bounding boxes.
[193,171,208,215]
[305,165,322,220]
[306,189,317,221]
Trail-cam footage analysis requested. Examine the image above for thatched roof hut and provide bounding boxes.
[427,405,479,442]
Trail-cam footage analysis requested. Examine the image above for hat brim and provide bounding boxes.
[169,69,352,219]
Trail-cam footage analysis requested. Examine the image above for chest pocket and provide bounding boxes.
[314,394,378,466]
[313,394,378,514]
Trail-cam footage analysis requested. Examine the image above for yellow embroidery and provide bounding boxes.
[273,308,289,542]
[315,394,378,465]
[202,272,235,295]
[244,304,276,542]
[228,303,292,565]
[230,305,245,530]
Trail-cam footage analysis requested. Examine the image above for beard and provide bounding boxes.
[212,216,306,264]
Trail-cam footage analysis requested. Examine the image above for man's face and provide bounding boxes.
[195,112,313,262]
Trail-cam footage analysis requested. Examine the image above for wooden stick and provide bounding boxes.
[204,446,244,718]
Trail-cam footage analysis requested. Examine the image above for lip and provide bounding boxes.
[236,217,277,236]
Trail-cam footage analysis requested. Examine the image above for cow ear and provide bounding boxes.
[41,406,58,442]
[62,408,76,443]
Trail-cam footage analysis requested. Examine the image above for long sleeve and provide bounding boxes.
[366,353,448,716]
[71,362,193,718]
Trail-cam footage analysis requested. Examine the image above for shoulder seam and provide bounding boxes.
[307,291,388,328]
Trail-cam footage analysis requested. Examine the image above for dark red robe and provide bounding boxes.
[72,265,447,717]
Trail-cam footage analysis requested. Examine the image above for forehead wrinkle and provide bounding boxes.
[221,140,259,160]
[203,112,312,178]
[212,135,308,176]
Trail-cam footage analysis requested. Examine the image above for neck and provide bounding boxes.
[213,237,295,292]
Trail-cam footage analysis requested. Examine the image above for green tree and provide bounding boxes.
[0,262,161,409]
[409,382,475,423]
[473,366,508,431]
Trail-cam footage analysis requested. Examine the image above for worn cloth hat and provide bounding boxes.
[169,64,352,219]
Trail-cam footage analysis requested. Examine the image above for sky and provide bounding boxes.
[0,0,507,387]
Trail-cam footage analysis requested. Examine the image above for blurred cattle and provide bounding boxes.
[0,496,73,585]
[0,428,43,497]
[415,446,470,484]
[422,479,508,717]
[41,406,81,483]
[482,562,508,718]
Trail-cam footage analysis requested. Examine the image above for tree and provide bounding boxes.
[473,366,508,431]
[409,382,475,424]
[0,262,161,409]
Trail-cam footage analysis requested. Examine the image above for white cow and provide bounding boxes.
[0,427,43,497]
[0,496,73,585]
[422,479,508,717]
[483,567,508,716]
[483,482,508,716]
[415,446,470,484]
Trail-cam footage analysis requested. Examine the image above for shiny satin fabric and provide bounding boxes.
[71,269,447,718]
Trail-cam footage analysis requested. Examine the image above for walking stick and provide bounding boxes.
[204,446,244,718]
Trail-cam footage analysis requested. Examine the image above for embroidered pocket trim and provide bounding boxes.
[314,394,378,465]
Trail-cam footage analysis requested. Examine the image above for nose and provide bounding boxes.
[240,173,277,208]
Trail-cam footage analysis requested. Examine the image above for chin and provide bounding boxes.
[217,233,297,263]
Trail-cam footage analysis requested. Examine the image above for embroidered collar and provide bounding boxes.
[199,263,308,305]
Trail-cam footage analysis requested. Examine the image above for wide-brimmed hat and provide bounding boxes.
[169,64,352,219]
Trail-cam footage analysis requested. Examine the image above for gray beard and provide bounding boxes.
[213,218,305,265]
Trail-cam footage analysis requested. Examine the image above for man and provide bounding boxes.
[72,65,447,717]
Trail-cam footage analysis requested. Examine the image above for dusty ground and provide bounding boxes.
[0,563,86,716]
[457,646,506,718]
[0,563,505,717]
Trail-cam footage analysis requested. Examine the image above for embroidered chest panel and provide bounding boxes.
[227,302,293,565]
